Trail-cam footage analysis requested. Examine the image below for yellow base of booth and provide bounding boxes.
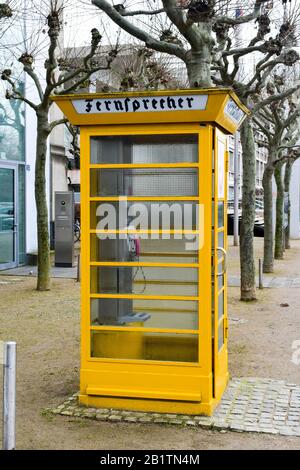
[79,367,229,416]
[78,392,220,416]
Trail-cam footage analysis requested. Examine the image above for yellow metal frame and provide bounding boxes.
[79,123,217,414]
[51,88,249,134]
[213,128,229,402]
[51,89,245,415]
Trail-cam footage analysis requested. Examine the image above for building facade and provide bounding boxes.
[0,5,67,270]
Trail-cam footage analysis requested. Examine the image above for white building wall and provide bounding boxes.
[24,71,51,255]
[290,158,300,239]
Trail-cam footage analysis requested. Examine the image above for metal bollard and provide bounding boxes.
[76,254,81,282]
[258,259,263,290]
[3,342,16,450]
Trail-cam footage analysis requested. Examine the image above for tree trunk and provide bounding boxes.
[262,164,274,273]
[284,159,293,249]
[274,162,284,260]
[35,110,51,291]
[186,21,213,88]
[186,46,212,88]
[239,117,256,301]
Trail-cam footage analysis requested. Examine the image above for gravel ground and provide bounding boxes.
[0,238,299,449]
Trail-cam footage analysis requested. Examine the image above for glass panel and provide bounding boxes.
[0,168,15,264]
[218,274,224,291]
[90,234,198,264]
[90,266,198,297]
[0,83,25,162]
[217,138,225,198]
[218,320,224,351]
[90,298,198,329]
[218,202,224,228]
[91,330,198,362]
[218,290,224,320]
[18,165,25,264]
[90,168,198,197]
[90,134,198,164]
[218,231,224,248]
[90,200,198,230]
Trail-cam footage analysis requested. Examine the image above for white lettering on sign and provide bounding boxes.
[224,98,245,124]
[72,94,208,114]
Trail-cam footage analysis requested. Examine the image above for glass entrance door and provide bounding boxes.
[0,165,17,269]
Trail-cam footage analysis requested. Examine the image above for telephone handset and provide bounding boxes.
[127,233,140,260]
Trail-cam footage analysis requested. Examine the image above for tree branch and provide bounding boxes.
[91,0,186,60]
[122,8,165,17]
[55,54,116,95]
[3,75,37,111]
[278,144,300,151]
[49,117,68,131]
[252,84,300,114]
[43,12,61,105]
[23,65,44,102]
[214,0,264,26]
[282,107,300,130]
[252,116,272,141]
[161,0,203,49]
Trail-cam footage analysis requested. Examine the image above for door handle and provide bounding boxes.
[216,247,227,277]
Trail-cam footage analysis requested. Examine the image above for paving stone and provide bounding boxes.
[153,418,169,424]
[138,417,153,423]
[108,415,122,422]
[96,414,110,421]
[123,416,138,423]
[169,419,183,425]
[49,377,300,437]
[60,410,73,416]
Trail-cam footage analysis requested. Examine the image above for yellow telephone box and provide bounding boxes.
[52,89,248,416]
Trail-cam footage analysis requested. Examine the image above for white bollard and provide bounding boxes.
[3,341,16,450]
[259,259,264,290]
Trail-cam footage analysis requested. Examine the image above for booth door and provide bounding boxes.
[213,128,229,400]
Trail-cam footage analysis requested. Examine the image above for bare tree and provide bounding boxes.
[210,4,299,298]
[284,149,300,249]
[91,1,271,87]
[253,77,300,271]
[90,0,299,301]
[1,0,119,290]
[274,100,300,258]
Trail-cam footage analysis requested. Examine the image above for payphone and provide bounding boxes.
[52,89,248,415]
[54,191,74,267]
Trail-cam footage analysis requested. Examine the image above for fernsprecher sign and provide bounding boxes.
[224,98,245,124]
[72,94,208,114]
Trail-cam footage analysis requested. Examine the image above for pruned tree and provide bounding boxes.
[117,46,185,91]
[210,3,299,298]
[1,0,119,290]
[284,148,300,249]
[90,0,300,301]
[252,75,300,271]
[0,2,12,20]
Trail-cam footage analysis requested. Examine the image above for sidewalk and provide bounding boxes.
[0,236,299,448]
[2,237,300,287]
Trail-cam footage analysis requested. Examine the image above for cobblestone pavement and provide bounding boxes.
[49,378,300,437]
